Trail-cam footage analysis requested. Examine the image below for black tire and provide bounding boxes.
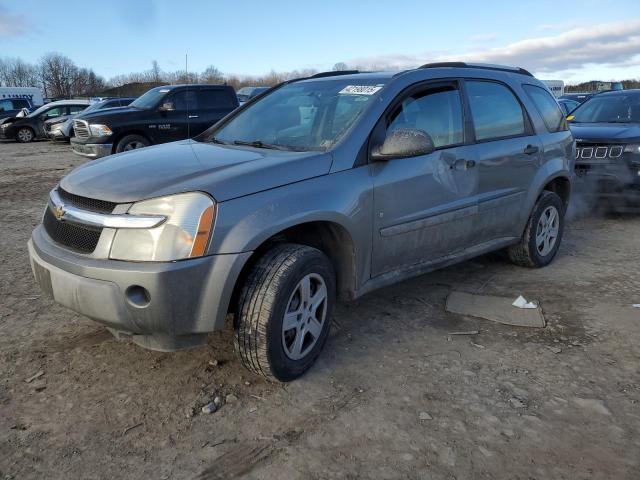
[16,127,35,143]
[508,191,565,268]
[235,243,336,382]
[115,134,150,153]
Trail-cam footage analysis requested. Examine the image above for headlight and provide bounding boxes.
[89,124,112,136]
[624,144,640,155]
[109,192,215,261]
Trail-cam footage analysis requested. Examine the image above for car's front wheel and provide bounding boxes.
[508,191,565,268]
[16,127,35,143]
[235,243,336,382]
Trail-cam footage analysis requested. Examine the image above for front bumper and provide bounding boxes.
[71,138,112,158]
[47,128,69,141]
[574,161,640,208]
[29,225,251,351]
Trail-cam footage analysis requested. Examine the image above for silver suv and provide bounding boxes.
[29,63,574,381]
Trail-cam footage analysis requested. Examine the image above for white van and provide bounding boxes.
[0,87,44,107]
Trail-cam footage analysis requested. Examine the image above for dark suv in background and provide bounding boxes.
[568,89,640,209]
[71,84,239,158]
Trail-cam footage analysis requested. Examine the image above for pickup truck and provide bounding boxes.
[70,84,239,158]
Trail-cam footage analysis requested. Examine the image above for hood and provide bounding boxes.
[44,115,72,125]
[60,140,333,203]
[76,106,139,122]
[569,122,640,143]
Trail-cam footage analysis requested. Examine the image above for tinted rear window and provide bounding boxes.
[523,84,567,133]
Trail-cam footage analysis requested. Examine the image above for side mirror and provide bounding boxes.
[371,128,435,161]
[159,102,175,112]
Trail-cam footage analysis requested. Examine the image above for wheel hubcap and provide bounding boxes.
[124,141,145,151]
[282,273,327,360]
[536,205,560,256]
[18,129,32,141]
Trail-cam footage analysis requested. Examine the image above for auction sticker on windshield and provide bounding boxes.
[339,85,383,95]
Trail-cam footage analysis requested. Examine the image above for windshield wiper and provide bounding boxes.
[233,139,285,150]
[211,137,231,145]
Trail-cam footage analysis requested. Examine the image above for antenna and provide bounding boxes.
[186,53,190,140]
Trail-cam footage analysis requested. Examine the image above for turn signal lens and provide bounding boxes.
[190,205,215,257]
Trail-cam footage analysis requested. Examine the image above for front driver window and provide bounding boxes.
[387,86,464,148]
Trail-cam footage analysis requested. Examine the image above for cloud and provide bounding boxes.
[0,7,28,38]
[348,18,640,77]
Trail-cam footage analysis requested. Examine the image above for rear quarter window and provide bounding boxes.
[523,84,567,133]
[198,89,237,109]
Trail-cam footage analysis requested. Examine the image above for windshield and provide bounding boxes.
[207,79,387,150]
[130,87,171,109]
[570,93,640,123]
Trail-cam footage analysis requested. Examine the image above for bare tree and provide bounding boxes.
[0,57,39,87]
[201,65,224,84]
[332,62,349,71]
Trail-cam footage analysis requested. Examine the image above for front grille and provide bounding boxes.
[58,188,116,214]
[575,143,623,162]
[73,119,90,138]
[43,207,102,253]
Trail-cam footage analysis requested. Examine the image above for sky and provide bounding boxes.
[1,0,639,84]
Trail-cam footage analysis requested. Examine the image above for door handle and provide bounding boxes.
[188,115,199,118]
[449,159,476,170]
[524,144,539,155]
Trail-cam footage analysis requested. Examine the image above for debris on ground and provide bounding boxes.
[509,397,527,409]
[225,394,238,404]
[512,295,538,309]
[202,402,218,414]
[122,423,143,436]
[548,346,563,354]
[248,406,258,413]
[24,370,44,383]
[448,330,479,335]
[573,397,612,416]
[446,291,545,328]
[632,304,640,309]
[419,412,433,420]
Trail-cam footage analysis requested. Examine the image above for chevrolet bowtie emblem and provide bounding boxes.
[53,205,65,221]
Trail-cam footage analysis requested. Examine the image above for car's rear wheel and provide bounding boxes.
[115,134,150,153]
[235,243,335,382]
[16,127,34,143]
[508,191,565,268]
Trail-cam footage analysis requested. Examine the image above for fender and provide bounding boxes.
[517,157,572,234]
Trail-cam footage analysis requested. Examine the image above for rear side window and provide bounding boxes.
[523,84,567,133]
[69,105,87,114]
[387,85,464,148]
[198,89,236,109]
[466,81,526,141]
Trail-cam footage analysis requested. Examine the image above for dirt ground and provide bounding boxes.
[1,140,639,480]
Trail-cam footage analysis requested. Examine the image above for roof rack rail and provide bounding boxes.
[310,70,360,79]
[419,62,533,77]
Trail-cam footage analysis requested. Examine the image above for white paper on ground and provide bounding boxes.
[513,295,538,309]
[632,304,640,308]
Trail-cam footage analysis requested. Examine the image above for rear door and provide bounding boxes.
[194,88,238,134]
[371,81,479,276]
[463,80,541,242]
